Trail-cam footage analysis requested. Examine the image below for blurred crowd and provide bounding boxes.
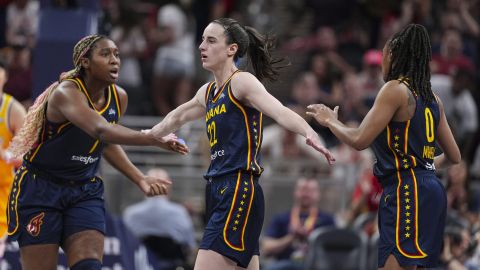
[0,0,478,269]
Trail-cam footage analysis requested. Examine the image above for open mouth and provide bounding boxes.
[109,68,119,79]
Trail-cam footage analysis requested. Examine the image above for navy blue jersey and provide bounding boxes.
[204,72,263,178]
[24,78,122,181]
[371,79,440,179]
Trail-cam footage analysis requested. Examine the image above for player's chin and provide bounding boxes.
[105,72,119,83]
[201,62,214,72]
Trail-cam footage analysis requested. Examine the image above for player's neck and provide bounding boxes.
[213,65,238,90]
[81,77,109,101]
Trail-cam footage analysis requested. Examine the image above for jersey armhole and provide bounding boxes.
[112,84,122,117]
[204,82,215,104]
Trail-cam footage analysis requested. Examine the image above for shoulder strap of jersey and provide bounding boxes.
[111,84,122,117]
[204,82,216,104]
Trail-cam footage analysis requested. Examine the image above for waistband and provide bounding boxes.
[205,170,260,183]
[376,169,437,188]
[24,163,99,186]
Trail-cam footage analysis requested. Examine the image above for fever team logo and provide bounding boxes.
[26,212,45,237]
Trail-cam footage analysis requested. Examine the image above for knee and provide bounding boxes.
[70,258,102,270]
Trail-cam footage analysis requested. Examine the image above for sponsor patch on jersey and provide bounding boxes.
[71,155,99,164]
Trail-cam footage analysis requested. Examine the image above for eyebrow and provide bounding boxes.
[203,35,217,40]
[99,47,118,53]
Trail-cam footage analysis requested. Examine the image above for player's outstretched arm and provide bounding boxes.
[103,144,171,196]
[308,80,403,150]
[49,81,169,147]
[231,72,335,164]
[149,84,208,139]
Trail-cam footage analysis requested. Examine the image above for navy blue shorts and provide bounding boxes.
[200,171,264,268]
[7,166,105,247]
[378,170,446,268]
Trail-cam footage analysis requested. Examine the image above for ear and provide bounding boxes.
[227,43,238,57]
[80,58,90,69]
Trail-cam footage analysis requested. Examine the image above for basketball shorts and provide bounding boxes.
[200,170,264,268]
[7,166,105,247]
[378,170,446,268]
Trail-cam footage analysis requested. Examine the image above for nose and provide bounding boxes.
[198,40,206,51]
[110,54,120,65]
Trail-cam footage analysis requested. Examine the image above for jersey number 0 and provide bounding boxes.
[424,108,434,143]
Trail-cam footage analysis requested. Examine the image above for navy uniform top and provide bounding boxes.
[204,71,263,178]
[24,77,122,181]
[371,79,439,179]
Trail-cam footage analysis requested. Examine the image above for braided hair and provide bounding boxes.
[9,34,106,158]
[385,24,434,104]
[212,18,286,82]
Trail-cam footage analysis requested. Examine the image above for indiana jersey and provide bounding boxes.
[24,78,121,181]
[371,79,440,178]
[204,71,263,178]
[0,94,15,235]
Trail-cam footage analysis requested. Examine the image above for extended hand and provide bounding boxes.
[149,132,189,155]
[162,134,189,155]
[305,132,335,165]
[306,104,339,127]
[138,175,172,196]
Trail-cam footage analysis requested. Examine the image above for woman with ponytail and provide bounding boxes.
[147,18,335,270]
[6,35,188,270]
[308,24,461,270]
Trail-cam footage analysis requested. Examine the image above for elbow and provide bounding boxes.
[351,138,369,151]
[92,123,111,142]
[450,153,462,165]
[352,143,368,151]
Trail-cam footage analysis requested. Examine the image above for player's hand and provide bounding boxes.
[159,133,189,155]
[138,175,172,196]
[305,131,335,165]
[146,131,189,155]
[306,104,339,127]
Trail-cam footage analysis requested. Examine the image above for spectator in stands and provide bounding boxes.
[440,225,472,270]
[109,5,148,115]
[448,68,477,161]
[123,168,197,270]
[261,177,335,270]
[357,49,384,105]
[262,104,330,173]
[151,3,195,116]
[6,0,39,49]
[431,29,475,75]
[3,45,32,107]
[440,0,479,38]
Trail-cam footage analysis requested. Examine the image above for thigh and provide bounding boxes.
[8,168,63,246]
[235,255,259,270]
[20,244,59,270]
[194,249,236,270]
[379,254,417,270]
[63,178,105,241]
[63,229,104,267]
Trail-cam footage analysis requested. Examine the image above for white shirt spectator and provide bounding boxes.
[123,196,196,250]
